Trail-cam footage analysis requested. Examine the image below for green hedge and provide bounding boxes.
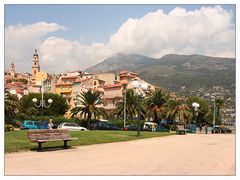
[109,119,145,128]
[10,116,99,128]
[10,116,147,129]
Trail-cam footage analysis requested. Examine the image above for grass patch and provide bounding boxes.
[5,130,174,153]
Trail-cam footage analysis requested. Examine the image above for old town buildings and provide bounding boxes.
[4,49,156,111]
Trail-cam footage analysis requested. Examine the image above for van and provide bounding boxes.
[143,122,158,131]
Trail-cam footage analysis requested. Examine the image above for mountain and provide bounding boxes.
[85,53,157,73]
[85,53,235,94]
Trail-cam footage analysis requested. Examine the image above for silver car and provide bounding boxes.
[57,122,87,131]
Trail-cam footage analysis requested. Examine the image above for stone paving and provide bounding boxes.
[5,133,235,175]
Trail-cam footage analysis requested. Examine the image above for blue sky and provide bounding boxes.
[4,4,236,73]
[5,4,235,44]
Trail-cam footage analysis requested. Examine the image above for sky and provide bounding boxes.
[4,4,236,74]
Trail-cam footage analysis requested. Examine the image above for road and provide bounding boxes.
[5,133,235,175]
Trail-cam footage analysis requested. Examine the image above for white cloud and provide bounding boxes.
[107,5,235,58]
[5,22,65,73]
[5,5,235,74]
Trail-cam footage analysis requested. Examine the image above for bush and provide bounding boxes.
[109,119,145,128]
[5,124,14,131]
[13,116,99,128]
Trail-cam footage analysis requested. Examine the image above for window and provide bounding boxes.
[94,81,97,86]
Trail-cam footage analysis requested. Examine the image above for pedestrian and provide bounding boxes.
[199,123,202,133]
[205,124,208,134]
[48,119,54,129]
[152,123,157,132]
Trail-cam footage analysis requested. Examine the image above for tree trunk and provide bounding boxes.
[154,112,158,123]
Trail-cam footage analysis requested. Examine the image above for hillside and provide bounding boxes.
[85,53,235,95]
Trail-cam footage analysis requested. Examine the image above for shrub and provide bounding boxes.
[109,119,145,128]
[5,124,14,131]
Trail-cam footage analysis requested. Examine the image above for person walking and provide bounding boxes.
[199,123,202,133]
[205,124,208,134]
[152,123,156,132]
[48,119,54,129]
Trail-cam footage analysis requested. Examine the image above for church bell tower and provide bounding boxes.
[9,62,16,77]
[31,49,40,81]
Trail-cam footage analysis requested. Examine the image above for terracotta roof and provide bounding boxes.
[103,83,122,89]
[55,83,73,86]
[118,71,139,76]
[61,76,79,79]
[4,75,15,79]
[82,73,94,76]
[75,77,93,83]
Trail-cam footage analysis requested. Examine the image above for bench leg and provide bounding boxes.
[38,142,42,151]
[64,140,68,148]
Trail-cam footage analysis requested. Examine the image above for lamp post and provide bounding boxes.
[123,84,127,128]
[192,102,200,133]
[131,80,148,136]
[211,97,216,133]
[212,98,216,128]
[32,82,53,127]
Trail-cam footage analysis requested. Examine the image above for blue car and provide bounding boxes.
[20,120,49,130]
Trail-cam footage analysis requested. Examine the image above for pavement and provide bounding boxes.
[5,133,235,176]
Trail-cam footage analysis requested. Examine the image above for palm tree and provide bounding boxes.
[114,89,145,120]
[5,92,20,123]
[71,89,107,126]
[164,97,192,125]
[205,98,224,125]
[215,99,224,120]
[144,89,168,123]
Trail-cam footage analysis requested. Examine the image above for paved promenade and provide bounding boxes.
[5,134,235,175]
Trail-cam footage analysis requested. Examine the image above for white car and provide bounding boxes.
[57,122,87,131]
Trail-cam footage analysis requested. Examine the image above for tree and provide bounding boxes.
[144,89,168,123]
[19,93,69,117]
[205,98,224,126]
[114,89,146,120]
[215,99,224,121]
[164,97,192,125]
[71,89,107,126]
[5,92,20,123]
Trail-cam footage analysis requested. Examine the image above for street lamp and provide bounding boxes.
[123,83,128,128]
[192,102,200,133]
[211,97,216,130]
[131,79,148,136]
[32,82,53,126]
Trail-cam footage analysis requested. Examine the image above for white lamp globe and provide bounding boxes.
[192,102,199,108]
[32,98,38,103]
[48,99,53,104]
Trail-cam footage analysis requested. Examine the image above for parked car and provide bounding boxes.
[211,126,232,134]
[143,122,158,131]
[20,120,49,130]
[122,124,142,131]
[88,121,120,130]
[57,122,87,131]
[155,126,169,132]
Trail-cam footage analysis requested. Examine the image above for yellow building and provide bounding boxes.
[55,75,79,105]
